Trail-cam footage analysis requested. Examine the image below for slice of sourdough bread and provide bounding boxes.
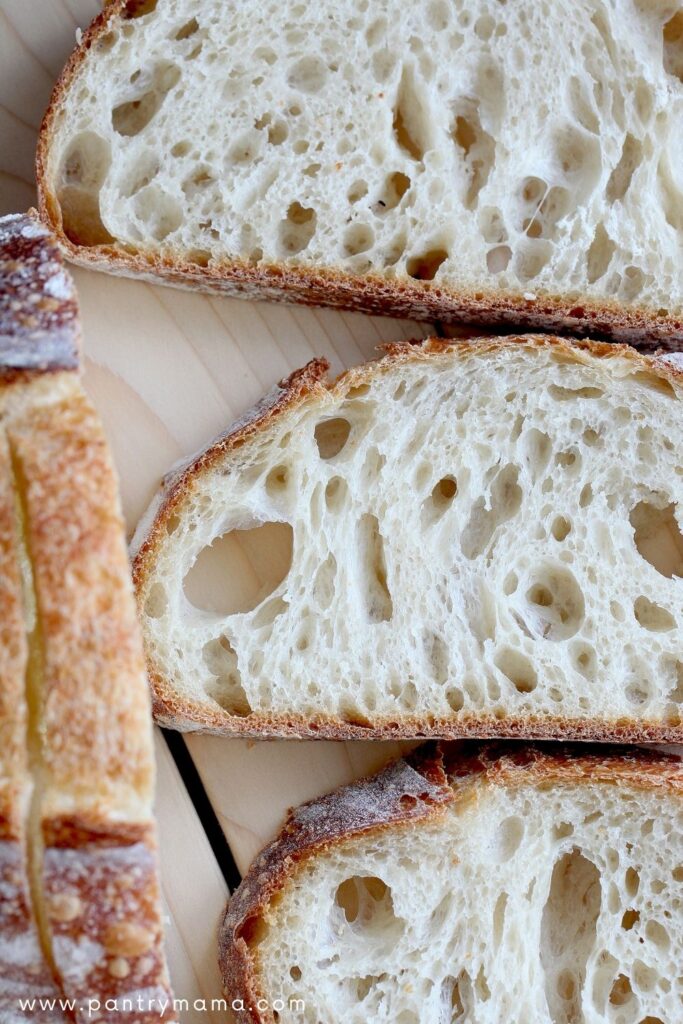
[0,213,175,1021]
[131,336,683,741]
[220,742,683,1024]
[38,0,683,348]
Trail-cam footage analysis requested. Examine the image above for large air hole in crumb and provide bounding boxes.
[344,223,375,256]
[314,417,351,459]
[664,11,683,83]
[452,98,495,209]
[334,877,399,935]
[609,974,634,1007]
[431,476,457,509]
[144,582,167,619]
[549,383,604,400]
[112,63,180,135]
[629,499,683,578]
[133,186,183,241]
[586,224,616,284]
[357,514,392,623]
[392,64,432,161]
[57,132,114,246]
[202,635,251,716]
[174,17,199,39]
[541,849,600,1024]
[634,596,675,631]
[279,202,316,255]
[606,134,642,203]
[487,245,511,273]
[494,647,537,693]
[461,464,522,560]
[406,248,448,280]
[183,521,293,616]
[376,171,411,212]
[517,565,585,641]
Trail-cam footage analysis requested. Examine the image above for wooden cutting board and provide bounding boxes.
[0,2,427,1014]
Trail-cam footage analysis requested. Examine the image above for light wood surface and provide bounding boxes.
[0,0,430,1009]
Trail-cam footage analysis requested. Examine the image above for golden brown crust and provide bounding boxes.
[0,211,174,1019]
[219,742,683,1022]
[133,334,683,742]
[8,384,155,819]
[36,5,683,351]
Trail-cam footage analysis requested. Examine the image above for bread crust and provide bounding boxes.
[219,742,683,1023]
[132,334,683,742]
[0,213,175,1021]
[35,3,683,352]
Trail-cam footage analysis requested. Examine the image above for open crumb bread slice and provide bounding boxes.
[220,741,683,1024]
[0,212,175,1021]
[37,0,683,348]
[132,335,683,741]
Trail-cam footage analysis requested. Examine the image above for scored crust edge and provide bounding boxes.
[36,2,683,351]
[131,333,683,743]
[218,742,683,1024]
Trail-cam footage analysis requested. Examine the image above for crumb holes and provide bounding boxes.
[406,247,448,281]
[265,465,290,498]
[518,565,585,640]
[503,572,518,595]
[228,129,263,164]
[112,63,180,136]
[609,975,633,1006]
[579,483,593,508]
[289,966,302,981]
[634,595,675,632]
[629,499,683,578]
[268,120,288,145]
[133,185,183,241]
[548,384,604,401]
[629,369,676,399]
[183,521,293,616]
[174,17,199,39]
[586,224,616,284]
[663,11,683,83]
[334,876,398,932]
[461,464,522,560]
[202,636,252,716]
[325,476,349,513]
[57,132,114,246]
[606,134,642,203]
[392,65,431,161]
[494,647,537,693]
[541,849,600,1024]
[645,920,669,950]
[287,55,328,93]
[279,201,316,255]
[571,642,596,680]
[621,908,639,931]
[495,816,524,860]
[430,475,457,509]
[377,171,411,212]
[344,223,375,256]
[358,514,393,623]
[347,180,368,203]
[487,245,511,273]
[551,516,571,541]
[446,687,464,711]
[171,140,191,157]
[314,417,351,459]
[453,99,495,209]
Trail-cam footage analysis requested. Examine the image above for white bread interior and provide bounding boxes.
[43,0,683,314]
[252,767,683,1024]
[133,339,683,734]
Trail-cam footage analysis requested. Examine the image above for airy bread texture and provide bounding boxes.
[220,743,683,1024]
[0,214,174,1022]
[132,336,683,741]
[38,0,683,347]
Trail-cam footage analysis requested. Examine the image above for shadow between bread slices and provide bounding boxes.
[131,334,683,742]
